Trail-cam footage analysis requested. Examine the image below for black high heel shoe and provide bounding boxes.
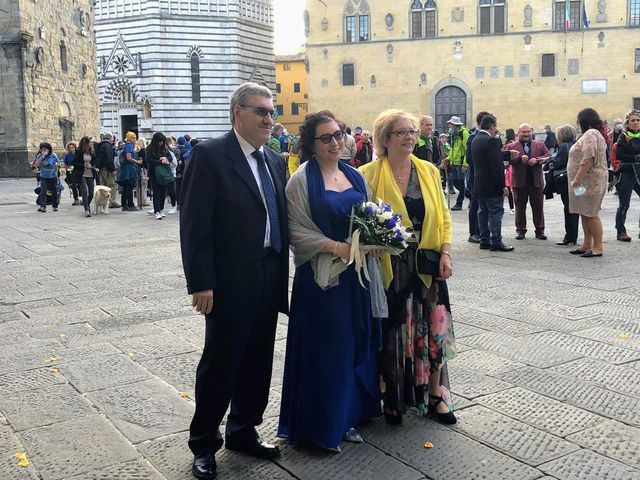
[428,395,457,425]
[383,409,403,425]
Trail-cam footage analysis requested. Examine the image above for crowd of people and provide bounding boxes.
[25,79,640,480]
[31,131,200,219]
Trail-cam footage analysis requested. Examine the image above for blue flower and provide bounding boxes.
[383,203,392,212]
[385,217,397,229]
[364,206,374,216]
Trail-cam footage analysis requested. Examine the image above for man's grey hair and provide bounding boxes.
[229,82,273,125]
[272,123,284,134]
[101,132,114,141]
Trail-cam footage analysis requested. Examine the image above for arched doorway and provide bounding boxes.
[434,86,467,133]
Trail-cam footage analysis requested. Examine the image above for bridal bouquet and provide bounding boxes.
[348,200,412,289]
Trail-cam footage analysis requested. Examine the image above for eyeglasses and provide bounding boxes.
[238,104,275,118]
[314,130,344,144]
[389,129,419,138]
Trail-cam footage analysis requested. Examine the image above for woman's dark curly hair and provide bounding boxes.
[298,110,340,160]
[38,142,53,154]
[577,108,607,141]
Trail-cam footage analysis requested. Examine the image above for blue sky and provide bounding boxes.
[274,0,305,54]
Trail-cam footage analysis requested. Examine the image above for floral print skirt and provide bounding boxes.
[380,247,457,417]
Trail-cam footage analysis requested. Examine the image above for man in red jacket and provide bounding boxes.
[506,123,551,240]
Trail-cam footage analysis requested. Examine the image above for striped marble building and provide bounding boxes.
[94,0,275,140]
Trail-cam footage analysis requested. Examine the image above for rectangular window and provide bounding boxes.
[425,10,437,37]
[475,67,485,79]
[345,15,356,43]
[480,6,491,34]
[634,98,640,110]
[490,66,499,78]
[555,0,582,30]
[411,11,423,38]
[504,65,514,77]
[342,63,355,86]
[359,15,369,41]
[493,5,505,33]
[291,103,299,116]
[293,82,300,93]
[542,54,555,77]
[636,48,640,73]
[275,104,283,116]
[275,83,281,93]
[283,64,291,71]
[520,63,530,77]
[631,0,640,26]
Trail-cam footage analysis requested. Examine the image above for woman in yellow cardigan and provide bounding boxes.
[360,110,457,425]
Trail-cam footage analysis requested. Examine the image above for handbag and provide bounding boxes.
[154,164,174,186]
[552,168,568,194]
[416,249,441,277]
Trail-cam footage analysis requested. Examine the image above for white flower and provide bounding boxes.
[377,211,393,223]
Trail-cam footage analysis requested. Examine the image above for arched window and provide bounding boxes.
[631,0,640,26]
[191,53,201,104]
[411,0,438,38]
[479,0,506,35]
[343,0,370,43]
[59,40,68,72]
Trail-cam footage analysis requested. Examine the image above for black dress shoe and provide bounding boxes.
[535,233,548,240]
[450,204,462,211]
[556,238,577,245]
[468,234,481,244]
[569,248,587,255]
[515,233,525,240]
[490,243,515,252]
[580,250,603,258]
[479,243,491,250]
[225,439,281,459]
[192,453,217,480]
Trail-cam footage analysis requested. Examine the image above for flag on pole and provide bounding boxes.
[582,2,590,28]
[565,0,571,30]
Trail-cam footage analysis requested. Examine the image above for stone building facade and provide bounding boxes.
[304,0,640,133]
[0,0,100,176]
[94,0,275,141]
[275,53,308,133]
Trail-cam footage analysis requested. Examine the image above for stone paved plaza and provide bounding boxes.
[1,178,639,480]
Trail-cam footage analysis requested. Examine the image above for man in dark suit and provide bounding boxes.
[465,110,491,245]
[472,114,514,252]
[180,82,289,480]
[505,123,551,240]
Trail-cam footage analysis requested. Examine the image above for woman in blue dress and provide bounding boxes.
[278,111,382,452]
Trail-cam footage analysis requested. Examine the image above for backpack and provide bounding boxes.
[39,154,59,179]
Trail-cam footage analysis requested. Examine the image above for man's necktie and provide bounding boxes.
[524,143,530,155]
[252,150,282,253]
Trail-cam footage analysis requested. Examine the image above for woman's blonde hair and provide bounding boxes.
[65,141,77,152]
[372,109,418,158]
[125,131,137,142]
[135,138,147,150]
[555,124,576,144]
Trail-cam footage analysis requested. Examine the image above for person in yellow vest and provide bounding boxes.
[359,109,457,426]
[287,135,301,178]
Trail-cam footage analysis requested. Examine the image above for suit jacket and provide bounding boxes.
[506,139,550,189]
[180,130,289,320]
[471,132,506,198]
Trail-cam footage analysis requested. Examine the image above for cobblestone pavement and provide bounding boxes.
[1,178,639,480]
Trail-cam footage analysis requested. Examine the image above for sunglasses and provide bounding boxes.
[239,104,275,118]
[314,130,344,144]
[389,129,419,138]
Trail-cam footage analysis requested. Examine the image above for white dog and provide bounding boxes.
[93,185,111,214]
